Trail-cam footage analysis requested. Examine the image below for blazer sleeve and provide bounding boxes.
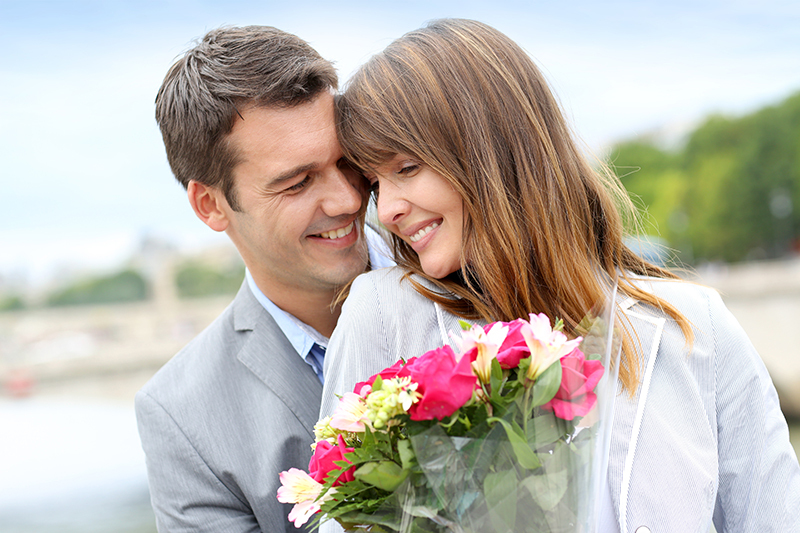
[709,291,800,531]
[135,390,262,533]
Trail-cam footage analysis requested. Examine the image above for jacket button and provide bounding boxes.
[634,527,651,533]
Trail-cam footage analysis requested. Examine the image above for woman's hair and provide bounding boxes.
[337,18,692,393]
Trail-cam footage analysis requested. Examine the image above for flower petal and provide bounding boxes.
[277,468,323,504]
[287,499,321,528]
[330,392,368,432]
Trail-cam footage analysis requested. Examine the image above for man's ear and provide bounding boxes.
[187,180,230,232]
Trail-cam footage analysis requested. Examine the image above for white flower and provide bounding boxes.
[364,377,421,428]
[455,322,508,384]
[329,393,368,433]
[277,468,336,528]
[313,416,337,447]
[521,313,582,381]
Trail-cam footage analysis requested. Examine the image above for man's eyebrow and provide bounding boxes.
[268,163,317,188]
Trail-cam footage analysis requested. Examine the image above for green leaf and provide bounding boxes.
[489,358,504,397]
[585,352,602,361]
[397,439,416,470]
[359,425,376,447]
[458,319,473,331]
[333,508,401,531]
[354,461,409,492]
[520,468,568,511]
[488,418,541,469]
[517,355,531,375]
[531,360,562,407]
[525,411,564,447]
[483,470,518,531]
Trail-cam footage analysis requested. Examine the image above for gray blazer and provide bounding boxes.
[321,267,800,533]
[136,282,322,532]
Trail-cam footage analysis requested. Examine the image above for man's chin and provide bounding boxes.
[326,246,370,286]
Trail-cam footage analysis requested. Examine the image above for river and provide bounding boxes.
[0,391,797,532]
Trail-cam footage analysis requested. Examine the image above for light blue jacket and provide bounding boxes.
[322,268,800,533]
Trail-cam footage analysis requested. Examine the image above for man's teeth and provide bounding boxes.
[319,222,355,240]
[409,222,439,243]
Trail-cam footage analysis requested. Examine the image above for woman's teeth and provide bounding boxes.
[409,222,439,243]
[319,222,354,240]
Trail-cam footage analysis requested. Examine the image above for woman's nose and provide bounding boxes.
[376,181,409,227]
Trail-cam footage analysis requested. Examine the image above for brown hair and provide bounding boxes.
[155,25,337,210]
[337,19,692,393]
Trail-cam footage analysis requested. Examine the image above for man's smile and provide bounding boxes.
[316,221,356,240]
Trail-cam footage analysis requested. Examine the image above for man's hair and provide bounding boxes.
[155,26,337,210]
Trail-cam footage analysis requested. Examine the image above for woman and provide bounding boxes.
[320,19,800,532]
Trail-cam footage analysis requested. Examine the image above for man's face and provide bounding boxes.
[221,93,368,301]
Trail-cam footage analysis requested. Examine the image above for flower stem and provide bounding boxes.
[522,385,533,435]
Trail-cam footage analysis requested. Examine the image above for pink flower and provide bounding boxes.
[400,345,477,420]
[353,358,415,397]
[494,319,531,369]
[460,320,534,370]
[542,348,604,420]
[308,434,355,486]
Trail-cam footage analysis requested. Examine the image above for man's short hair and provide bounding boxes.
[155,26,338,210]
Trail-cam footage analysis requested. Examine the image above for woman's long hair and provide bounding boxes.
[337,19,692,393]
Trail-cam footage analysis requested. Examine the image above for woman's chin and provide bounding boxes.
[420,264,460,280]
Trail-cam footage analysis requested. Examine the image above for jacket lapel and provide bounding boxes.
[231,283,323,437]
[607,299,666,533]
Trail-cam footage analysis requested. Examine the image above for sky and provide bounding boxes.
[2,0,799,288]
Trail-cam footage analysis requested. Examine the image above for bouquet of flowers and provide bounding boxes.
[278,294,621,532]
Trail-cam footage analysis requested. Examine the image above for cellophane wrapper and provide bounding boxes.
[356,286,623,533]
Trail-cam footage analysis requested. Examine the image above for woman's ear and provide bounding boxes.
[187,180,230,232]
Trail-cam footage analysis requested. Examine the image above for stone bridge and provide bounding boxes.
[2,257,799,419]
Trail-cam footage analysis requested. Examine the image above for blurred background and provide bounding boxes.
[1,1,798,531]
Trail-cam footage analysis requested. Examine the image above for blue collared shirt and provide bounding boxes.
[245,269,327,379]
[245,224,394,382]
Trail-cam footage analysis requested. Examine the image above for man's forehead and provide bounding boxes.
[234,95,335,144]
[227,95,342,182]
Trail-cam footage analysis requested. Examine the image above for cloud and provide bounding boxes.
[2,0,799,282]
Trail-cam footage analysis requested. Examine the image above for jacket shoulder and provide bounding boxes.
[349,267,444,309]
[626,277,725,323]
[138,300,241,403]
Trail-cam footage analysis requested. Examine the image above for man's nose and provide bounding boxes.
[320,167,364,216]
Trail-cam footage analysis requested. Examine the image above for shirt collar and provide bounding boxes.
[244,269,326,362]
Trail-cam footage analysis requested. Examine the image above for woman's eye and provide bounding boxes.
[368,180,379,197]
[397,163,420,177]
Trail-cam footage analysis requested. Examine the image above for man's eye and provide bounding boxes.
[337,158,358,175]
[286,176,310,192]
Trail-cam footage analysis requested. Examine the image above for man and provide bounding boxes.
[135,26,386,532]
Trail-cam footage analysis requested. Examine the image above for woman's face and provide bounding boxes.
[368,154,463,279]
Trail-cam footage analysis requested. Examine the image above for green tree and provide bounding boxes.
[175,262,245,298]
[609,141,688,246]
[611,90,800,263]
[0,294,25,312]
[47,269,148,307]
